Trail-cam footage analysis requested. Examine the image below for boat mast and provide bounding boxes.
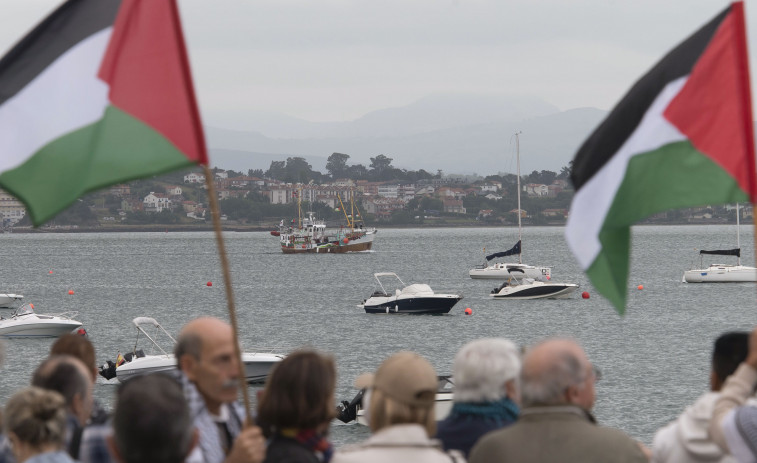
[737,203,742,266]
[515,132,522,265]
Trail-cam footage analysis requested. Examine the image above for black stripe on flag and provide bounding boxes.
[570,5,731,192]
[0,0,120,107]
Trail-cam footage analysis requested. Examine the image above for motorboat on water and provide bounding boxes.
[683,203,757,283]
[336,376,454,425]
[0,303,82,338]
[0,293,23,308]
[469,133,552,281]
[359,273,463,314]
[490,269,578,300]
[98,317,286,383]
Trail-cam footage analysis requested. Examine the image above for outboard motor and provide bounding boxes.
[98,360,117,380]
[335,389,364,423]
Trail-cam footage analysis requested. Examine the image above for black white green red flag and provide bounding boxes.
[0,0,208,226]
[565,2,756,314]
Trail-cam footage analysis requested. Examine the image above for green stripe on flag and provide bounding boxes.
[588,140,749,312]
[0,105,195,226]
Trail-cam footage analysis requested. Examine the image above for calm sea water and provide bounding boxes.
[0,225,756,447]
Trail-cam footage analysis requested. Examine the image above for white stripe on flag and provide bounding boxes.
[0,27,112,174]
[566,77,688,270]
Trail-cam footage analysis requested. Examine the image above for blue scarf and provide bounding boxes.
[448,396,519,426]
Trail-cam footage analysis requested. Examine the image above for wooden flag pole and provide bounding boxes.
[203,164,253,423]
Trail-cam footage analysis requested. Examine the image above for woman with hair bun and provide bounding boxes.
[3,386,73,463]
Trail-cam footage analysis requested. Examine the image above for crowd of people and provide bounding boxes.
[1,316,757,463]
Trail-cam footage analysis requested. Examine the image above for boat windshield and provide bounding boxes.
[15,303,34,316]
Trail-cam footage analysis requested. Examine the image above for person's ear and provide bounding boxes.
[106,435,124,463]
[504,379,520,405]
[179,354,198,381]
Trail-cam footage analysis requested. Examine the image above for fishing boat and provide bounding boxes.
[277,188,377,254]
[490,269,578,300]
[683,203,757,283]
[359,273,463,314]
[98,317,286,383]
[0,303,82,338]
[469,132,551,280]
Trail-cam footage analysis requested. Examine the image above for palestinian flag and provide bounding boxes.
[565,2,756,313]
[0,0,208,226]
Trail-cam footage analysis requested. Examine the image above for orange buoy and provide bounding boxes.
[342,238,349,244]
[637,285,644,290]
[581,291,590,299]
[464,307,472,315]
[30,303,34,309]
[68,290,74,295]
[206,281,212,287]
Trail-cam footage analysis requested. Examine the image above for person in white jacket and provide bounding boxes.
[652,331,749,463]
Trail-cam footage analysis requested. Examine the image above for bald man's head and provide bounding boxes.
[32,355,94,426]
[175,317,239,414]
[520,339,596,410]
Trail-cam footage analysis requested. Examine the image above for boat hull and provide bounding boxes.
[683,265,757,283]
[115,352,285,383]
[0,319,82,338]
[491,282,578,300]
[469,263,551,280]
[281,230,376,254]
[362,295,462,314]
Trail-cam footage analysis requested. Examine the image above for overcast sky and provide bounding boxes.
[1,1,753,128]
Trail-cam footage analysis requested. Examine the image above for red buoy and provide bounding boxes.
[464,307,472,315]
[342,238,349,244]
[637,285,644,290]
[206,281,212,287]
[48,270,53,274]
[68,290,74,295]
[581,291,590,299]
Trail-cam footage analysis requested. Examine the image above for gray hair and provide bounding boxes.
[113,374,194,463]
[4,387,67,449]
[453,338,521,403]
[520,347,586,407]
[31,355,90,409]
[174,331,203,364]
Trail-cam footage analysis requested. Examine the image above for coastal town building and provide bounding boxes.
[183,172,205,183]
[0,189,26,226]
[143,192,172,213]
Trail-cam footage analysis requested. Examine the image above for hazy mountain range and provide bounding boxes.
[205,93,609,177]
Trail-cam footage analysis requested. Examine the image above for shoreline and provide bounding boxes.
[4,220,750,234]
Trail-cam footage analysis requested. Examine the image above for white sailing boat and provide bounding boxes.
[683,203,757,283]
[469,132,552,281]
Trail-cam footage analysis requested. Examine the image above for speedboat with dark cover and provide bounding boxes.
[0,303,82,338]
[359,273,462,314]
[0,293,23,308]
[490,269,578,300]
[99,317,285,383]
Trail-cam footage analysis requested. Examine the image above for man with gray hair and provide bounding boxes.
[435,338,521,458]
[469,338,648,463]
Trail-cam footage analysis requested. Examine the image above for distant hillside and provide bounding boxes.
[205,94,608,176]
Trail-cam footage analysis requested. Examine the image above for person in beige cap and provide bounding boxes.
[332,351,464,463]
